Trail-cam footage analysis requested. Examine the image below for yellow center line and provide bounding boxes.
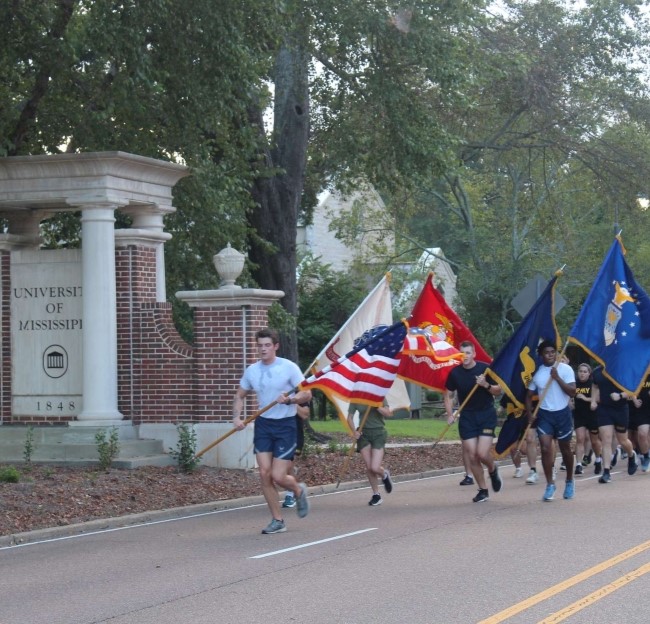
[477,540,650,624]
[537,562,650,624]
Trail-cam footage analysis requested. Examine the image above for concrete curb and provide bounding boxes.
[0,462,480,548]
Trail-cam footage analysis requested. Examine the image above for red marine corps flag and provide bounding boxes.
[398,273,491,390]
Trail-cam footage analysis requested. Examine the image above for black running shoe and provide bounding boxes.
[382,470,393,493]
[369,494,382,506]
[459,474,474,486]
[627,451,638,476]
[594,461,602,475]
[575,464,583,476]
[599,471,611,484]
[611,450,618,467]
[489,467,502,492]
[473,488,489,503]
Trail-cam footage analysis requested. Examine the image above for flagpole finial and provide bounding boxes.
[385,271,392,282]
[555,265,566,277]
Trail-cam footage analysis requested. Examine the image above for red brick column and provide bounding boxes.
[177,288,284,421]
[0,251,11,421]
[115,244,195,423]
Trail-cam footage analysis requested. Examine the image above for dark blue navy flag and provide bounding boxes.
[486,273,561,409]
[568,237,650,395]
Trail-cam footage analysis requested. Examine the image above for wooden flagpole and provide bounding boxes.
[431,385,478,450]
[194,400,278,459]
[514,339,571,456]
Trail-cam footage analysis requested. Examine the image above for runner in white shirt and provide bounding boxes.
[526,340,576,502]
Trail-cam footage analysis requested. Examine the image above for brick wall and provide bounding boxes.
[2,245,273,424]
[116,245,196,423]
[0,251,11,421]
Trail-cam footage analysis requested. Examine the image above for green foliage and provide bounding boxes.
[168,422,201,473]
[95,427,120,471]
[327,438,345,454]
[0,466,21,483]
[300,435,321,458]
[296,255,368,370]
[3,0,650,359]
[23,426,35,466]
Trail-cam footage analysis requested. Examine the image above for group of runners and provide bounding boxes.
[449,340,650,503]
[233,328,650,535]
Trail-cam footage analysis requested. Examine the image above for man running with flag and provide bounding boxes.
[444,341,503,503]
[232,328,312,534]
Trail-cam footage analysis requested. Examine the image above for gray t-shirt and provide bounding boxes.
[240,357,304,420]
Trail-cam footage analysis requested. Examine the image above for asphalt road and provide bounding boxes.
[1,464,649,624]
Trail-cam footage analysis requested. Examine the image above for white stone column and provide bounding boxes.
[116,208,171,302]
[76,202,124,422]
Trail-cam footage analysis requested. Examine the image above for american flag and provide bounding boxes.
[300,321,407,406]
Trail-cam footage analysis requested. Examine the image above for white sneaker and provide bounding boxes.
[514,466,523,478]
[526,470,539,484]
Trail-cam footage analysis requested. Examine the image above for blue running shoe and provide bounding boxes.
[563,480,575,499]
[296,483,310,518]
[641,454,650,473]
[261,518,286,534]
[543,483,556,501]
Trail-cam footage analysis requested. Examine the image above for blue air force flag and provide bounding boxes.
[568,237,650,395]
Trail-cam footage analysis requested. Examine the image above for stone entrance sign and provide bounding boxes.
[10,249,82,416]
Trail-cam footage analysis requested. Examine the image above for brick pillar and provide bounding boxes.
[176,288,284,421]
[0,250,11,420]
[115,244,158,419]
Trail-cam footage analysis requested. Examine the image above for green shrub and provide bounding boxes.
[0,466,21,483]
[23,426,35,466]
[169,422,201,473]
[95,427,120,471]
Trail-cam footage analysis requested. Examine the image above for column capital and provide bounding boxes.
[115,229,172,248]
[175,287,285,309]
[65,194,130,210]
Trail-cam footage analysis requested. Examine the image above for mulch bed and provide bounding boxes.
[0,442,463,536]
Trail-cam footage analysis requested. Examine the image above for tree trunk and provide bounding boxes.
[248,34,309,363]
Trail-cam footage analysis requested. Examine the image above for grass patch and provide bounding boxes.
[309,418,459,441]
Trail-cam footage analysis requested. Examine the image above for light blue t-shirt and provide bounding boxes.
[240,357,304,420]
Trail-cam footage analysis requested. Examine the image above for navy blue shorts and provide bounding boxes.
[537,406,573,441]
[458,408,497,440]
[254,416,297,460]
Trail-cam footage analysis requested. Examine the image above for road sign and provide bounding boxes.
[511,274,566,318]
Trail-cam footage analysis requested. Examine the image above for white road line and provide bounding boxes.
[0,503,268,551]
[1,473,461,551]
[249,528,378,559]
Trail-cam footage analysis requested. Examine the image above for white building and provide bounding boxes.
[297,186,458,305]
[297,187,394,272]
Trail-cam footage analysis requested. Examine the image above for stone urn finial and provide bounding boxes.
[213,243,246,289]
